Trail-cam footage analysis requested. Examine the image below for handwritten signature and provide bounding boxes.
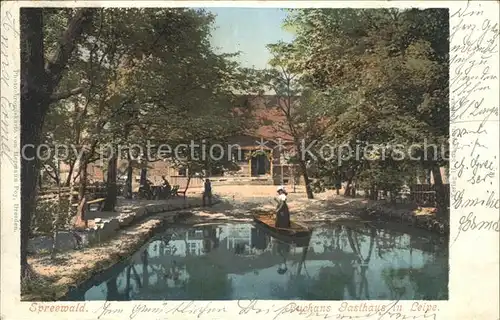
[1,10,19,168]
[452,212,500,246]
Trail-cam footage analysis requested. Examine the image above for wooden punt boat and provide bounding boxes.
[253,213,312,245]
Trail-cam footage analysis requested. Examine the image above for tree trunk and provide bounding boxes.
[78,159,88,200]
[140,167,147,186]
[431,165,447,219]
[20,7,46,280]
[184,174,192,192]
[20,111,43,274]
[50,185,64,259]
[74,155,89,228]
[73,197,87,230]
[38,171,43,189]
[67,163,77,229]
[364,189,370,199]
[344,177,353,197]
[125,155,133,199]
[297,159,313,199]
[103,152,117,211]
[20,8,95,279]
[351,182,357,198]
[63,160,76,187]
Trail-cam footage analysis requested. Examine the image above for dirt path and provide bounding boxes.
[183,185,443,234]
[184,185,376,223]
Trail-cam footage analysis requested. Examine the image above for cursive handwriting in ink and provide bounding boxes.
[93,301,124,319]
[237,300,271,315]
[467,153,496,184]
[1,11,20,38]
[450,1,500,244]
[1,97,15,168]
[0,10,14,165]
[234,300,438,320]
[163,301,227,318]
[130,303,166,319]
[452,212,500,245]
[453,189,500,210]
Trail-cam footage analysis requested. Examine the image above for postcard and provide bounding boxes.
[1,1,499,319]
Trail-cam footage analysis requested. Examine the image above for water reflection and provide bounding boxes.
[70,222,448,301]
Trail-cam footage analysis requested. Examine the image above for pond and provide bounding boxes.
[66,221,448,301]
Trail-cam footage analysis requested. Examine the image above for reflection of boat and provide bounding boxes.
[253,214,312,245]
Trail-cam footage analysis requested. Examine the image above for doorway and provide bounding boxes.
[251,154,267,176]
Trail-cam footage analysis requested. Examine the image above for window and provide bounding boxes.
[188,242,198,254]
[178,168,187,176]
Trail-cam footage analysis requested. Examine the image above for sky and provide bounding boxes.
[206,8,295,70]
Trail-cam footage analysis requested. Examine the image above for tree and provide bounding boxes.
[21,8,95,279]
[261,42,348,199]
[23,6,254,277]
[281,9,449,215]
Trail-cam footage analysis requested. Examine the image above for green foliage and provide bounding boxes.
[41,8,257,188]
[278,8,449,196]
[33,198,72,234]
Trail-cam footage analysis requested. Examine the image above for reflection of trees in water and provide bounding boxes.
[271,238,307,298]
[285,224,377,300]
[381,268,409,299]
[104,264,138,300]
[345,226,376,299]
[105,278,119,300]
[381,264,447,300]
[181,258,233,299]
[375,228,411,260]
[175,226,232,299]
[409,264,448,300]
[95,223,447,300]
[379,230,448,300]
[141,249,149,289]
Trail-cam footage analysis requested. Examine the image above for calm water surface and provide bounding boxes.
[67,221,448,300]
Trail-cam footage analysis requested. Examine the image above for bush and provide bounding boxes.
[357,167,408,200]
[33,198,73,235]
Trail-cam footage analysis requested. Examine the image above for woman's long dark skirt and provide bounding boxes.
[275,207,291,228]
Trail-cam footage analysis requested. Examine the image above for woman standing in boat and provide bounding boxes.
[275,186,290,228]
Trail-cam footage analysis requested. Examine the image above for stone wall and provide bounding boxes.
[28,195,220,254]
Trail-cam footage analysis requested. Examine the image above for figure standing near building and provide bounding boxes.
[161,175,171,199]
[202,178,212,206]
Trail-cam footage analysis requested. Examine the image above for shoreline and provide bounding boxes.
[22,186,448,301]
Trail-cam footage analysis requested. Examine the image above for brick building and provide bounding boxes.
[53,95,299,188]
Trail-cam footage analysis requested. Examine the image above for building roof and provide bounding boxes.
[235,95,295,143]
